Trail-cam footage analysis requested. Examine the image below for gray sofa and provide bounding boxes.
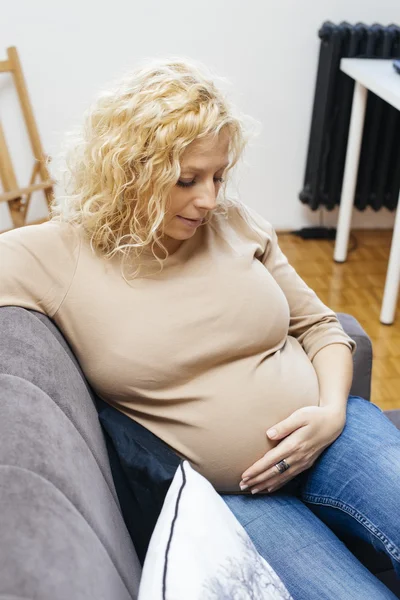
[0,306,399,599]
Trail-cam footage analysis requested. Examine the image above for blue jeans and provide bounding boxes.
[221,396,400,599]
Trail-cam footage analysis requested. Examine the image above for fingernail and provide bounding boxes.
[242,477,249,483]
[240,484,249,491]
[251,488,259,495]
[267,428,277,438]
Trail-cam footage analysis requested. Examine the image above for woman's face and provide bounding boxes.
[161,131,230,254]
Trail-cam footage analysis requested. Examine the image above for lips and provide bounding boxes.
[176,215,204,228]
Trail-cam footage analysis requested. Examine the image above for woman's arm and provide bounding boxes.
[236,205,357,493]
[267,342,354,441]
[312,342,353,420]
[240,202,357,360]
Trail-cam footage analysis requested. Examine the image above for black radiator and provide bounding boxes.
[299,22,400,212]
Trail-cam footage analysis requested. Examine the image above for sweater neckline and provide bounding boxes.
[139,223,205,264]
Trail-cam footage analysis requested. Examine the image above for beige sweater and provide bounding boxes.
[0,202,356,491]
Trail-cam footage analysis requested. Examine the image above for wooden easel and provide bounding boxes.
[0,46,54,232]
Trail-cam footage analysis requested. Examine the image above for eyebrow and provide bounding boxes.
[180,162,229,173]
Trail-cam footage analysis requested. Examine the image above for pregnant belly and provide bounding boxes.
[134,338,322,493]
[193,356,320,491]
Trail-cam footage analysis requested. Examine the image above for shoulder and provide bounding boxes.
[0,219,80,252]
[0,219,81,317]
[0,219,82,272]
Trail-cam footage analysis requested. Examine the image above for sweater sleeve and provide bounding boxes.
[0,220,81,318]
[239,203,357,361]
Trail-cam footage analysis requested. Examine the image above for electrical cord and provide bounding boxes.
[291,209,359,253]
[290,228,359,254]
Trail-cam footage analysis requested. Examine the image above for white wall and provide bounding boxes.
[0,0,399,232]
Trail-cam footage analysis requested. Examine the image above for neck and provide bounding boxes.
[154,236,183,258]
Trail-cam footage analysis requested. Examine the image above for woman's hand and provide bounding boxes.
[240,405,346,494]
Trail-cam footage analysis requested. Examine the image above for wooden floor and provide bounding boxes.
[278,230,400,412]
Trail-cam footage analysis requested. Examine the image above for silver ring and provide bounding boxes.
[275,459,290,474]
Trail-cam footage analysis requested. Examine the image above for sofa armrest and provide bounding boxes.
[337,313,372,402]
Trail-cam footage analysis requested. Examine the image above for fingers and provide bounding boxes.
[239,412,311,493]
[263,469,298,493]
[264,473,296,494]
[240,456,297,492]
[266,408,309,441]
[240,460,291,489]
[241,434,302,481]
[244,466,300,494]
[241,459,308,494]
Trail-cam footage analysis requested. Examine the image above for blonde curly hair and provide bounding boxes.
[50,56,257,278]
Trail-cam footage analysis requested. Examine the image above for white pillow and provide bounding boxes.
[138,460,293,600]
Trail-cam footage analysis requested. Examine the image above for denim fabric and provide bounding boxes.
[96,397,181,564]
[221,396,400,599]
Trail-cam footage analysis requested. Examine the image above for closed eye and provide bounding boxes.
[177,177,225,188]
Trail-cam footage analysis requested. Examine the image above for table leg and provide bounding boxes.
[334,82,368,262]
[380,193,400,325]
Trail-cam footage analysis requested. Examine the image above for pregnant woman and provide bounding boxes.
[1,56,399,599]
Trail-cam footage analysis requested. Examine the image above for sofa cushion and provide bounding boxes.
[0,466,134,600]
[0,375,140,599]
[337,313,372,401]
[0,307,141,599]
[385,410,400,429]
[0,307,118,504]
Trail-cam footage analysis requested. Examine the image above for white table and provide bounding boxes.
[334,58,400,325]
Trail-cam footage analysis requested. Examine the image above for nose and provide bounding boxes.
[195,180,219,212]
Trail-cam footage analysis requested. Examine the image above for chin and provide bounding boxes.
[168,227,195,240]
